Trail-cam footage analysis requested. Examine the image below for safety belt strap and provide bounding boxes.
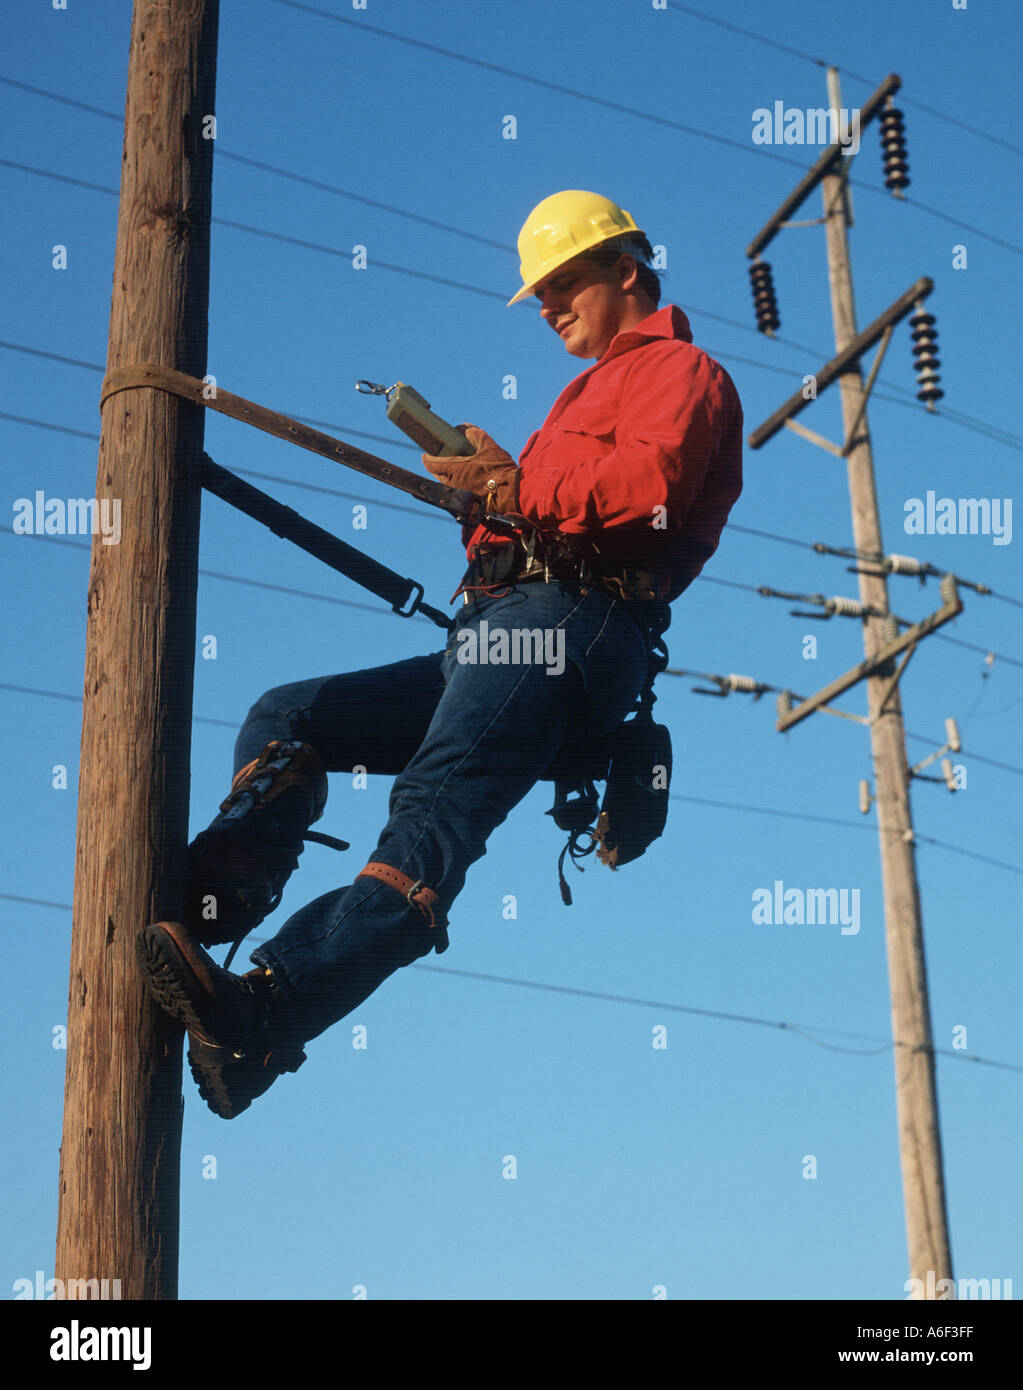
[99,362,481,524]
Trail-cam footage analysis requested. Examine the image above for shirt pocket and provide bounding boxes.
[553,399,619,443]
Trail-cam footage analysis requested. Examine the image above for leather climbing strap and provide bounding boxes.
[356,862,440,930]
[100,365,456,630]
[99,362,479,525]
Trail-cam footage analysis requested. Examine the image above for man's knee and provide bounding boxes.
[245,683,311,724]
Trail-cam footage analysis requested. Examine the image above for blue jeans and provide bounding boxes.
[245,580,668,1044]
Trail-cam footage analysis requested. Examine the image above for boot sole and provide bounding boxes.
[187,1040,258,1120]
[135,921,225,1046]
[137,923,305,1121]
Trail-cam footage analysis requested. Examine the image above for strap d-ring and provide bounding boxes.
[392,579,424,618]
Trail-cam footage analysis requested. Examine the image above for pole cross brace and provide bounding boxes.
[748,277,934,451]
[776,581,964,733]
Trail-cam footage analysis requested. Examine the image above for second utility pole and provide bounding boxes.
[822,66,952,1291]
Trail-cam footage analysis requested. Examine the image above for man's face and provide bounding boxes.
[533,254,637,360]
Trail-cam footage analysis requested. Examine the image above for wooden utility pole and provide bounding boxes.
[55,0,219,1300]
[822,67,953,1291]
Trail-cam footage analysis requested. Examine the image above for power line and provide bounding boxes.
[3,888,1018,1073]
[665,2,1023,159]
[693,574,763,594]
[1,531,449,625]
[0,78,507,251]
[668,790,1023,877]
[410,964,1023,1073]
[8,61,1023,436]
[0,160,510,300]
[7,177,1023,455]
[263,0,813,172]
[0,682,238,729]
[5,660,1021,879]
[932,632,1023,671]
[247,9,999,258]
[0,338,105,374]
[723,519,1023,613]
[212,212,507,298]
[6,60,1022,439]
[6,61,1023,296]
[665,1,830,70]
[260,3,1023,256]
[7,412,1023,671]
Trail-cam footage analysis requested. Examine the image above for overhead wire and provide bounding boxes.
[258,1,1023,257]
[6,404,1022,670]
[5,14,1023,261]
[6,145,1023,454]
[3,890,1019,1073]
[665,2,1023,159]
[4,47,1020,909]
[3,663,1022,880]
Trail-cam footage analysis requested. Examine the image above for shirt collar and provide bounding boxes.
[595,303,694,363]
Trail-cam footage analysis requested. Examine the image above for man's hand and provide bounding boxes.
[422,424,520,516]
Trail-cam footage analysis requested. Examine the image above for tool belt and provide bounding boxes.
[458,530,662,604]
[454,525,675,903]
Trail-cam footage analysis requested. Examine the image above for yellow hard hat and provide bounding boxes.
[507,190,645,306]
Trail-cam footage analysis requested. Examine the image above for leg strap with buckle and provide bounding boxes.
[356,862,440,930]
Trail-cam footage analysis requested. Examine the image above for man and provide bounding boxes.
[136,190,743,1118]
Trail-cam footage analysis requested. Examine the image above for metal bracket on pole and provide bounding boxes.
[776,578,963,733]
[910,718,963,788]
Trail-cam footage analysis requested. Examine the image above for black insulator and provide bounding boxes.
[879,106,910,191]
[909,306,942,408]
[749,260,779,334]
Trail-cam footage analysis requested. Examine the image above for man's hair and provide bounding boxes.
[579,233,662,307]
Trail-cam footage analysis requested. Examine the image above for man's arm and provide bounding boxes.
[518,344,742,535]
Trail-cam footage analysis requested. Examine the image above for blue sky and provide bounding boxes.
[2,0,1021,1303]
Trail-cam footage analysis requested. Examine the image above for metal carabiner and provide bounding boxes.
[354,380,395,397]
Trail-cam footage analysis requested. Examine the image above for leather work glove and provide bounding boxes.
[422,424,521,517]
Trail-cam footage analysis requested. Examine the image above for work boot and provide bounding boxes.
[135,920,306,1119]
[187,740,347,960]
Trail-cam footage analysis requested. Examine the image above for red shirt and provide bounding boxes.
[466,303,743,601]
